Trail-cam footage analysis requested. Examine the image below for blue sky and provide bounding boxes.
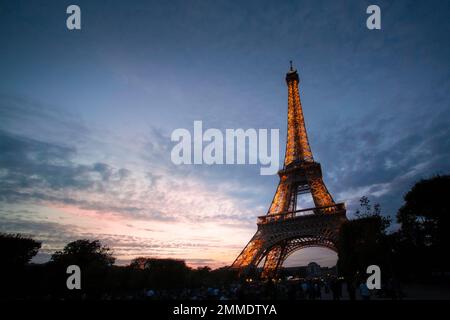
[0,0,449,267]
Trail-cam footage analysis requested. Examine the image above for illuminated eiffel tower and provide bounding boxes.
[232,62,347,278]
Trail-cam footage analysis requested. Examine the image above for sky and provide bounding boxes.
[0,0,449,268]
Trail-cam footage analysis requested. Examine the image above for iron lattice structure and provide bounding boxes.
[231,63,347,278]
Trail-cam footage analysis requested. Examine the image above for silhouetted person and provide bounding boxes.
[388,276,402,300]
[347,280,356,300]
[307,280,315,300]
[264,278,276,300]
[315,281,322,300]
[338,278,343,298]
[359,281,370,300]
[237,282,248,300]
[331,277,341,300]
[324,280,330,295]
[297,281,306,300]
[287,282,297,300]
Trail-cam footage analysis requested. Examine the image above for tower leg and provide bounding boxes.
[307,175,335,209]
[261,243,288,279]
[231,232,263,270]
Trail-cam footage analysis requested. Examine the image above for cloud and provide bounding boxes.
[0,130,111,191]
[0,128,260,226]
[0,94,89,145]
[314,98,450,221]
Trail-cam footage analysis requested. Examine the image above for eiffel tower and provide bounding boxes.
[232,62,347,278]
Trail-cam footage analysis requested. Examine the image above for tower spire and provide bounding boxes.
[284,62,311,165]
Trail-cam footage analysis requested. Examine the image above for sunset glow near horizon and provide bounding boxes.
[1,0,449,268]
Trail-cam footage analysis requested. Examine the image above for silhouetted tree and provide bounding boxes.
[337,197,392,281]
[0,233,41,268]
[51,239,115,267]
[397,175,450,249]
[146,258,191,290]
[49,239,115,296]
[0,233,41,298]
[395,175,450,279]
[209,267,238,286]
[129,256,150,270]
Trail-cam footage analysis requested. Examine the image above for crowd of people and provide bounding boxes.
[96,276,401,301]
